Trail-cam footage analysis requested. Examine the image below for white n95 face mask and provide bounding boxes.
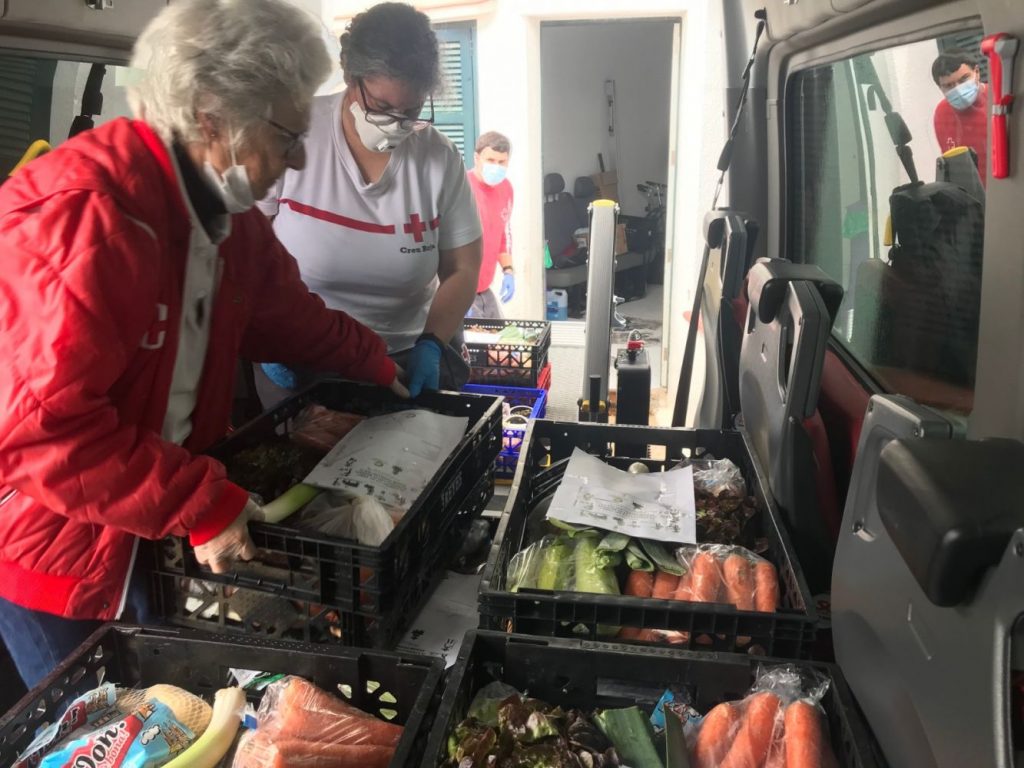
[349,101,415,153]
[203,136,255,214]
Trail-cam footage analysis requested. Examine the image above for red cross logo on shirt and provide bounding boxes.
[404,213,427,243]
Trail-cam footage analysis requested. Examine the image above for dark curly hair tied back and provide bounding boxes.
[340,2,441,98]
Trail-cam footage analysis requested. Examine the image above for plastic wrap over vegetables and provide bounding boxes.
[507,532,621,596]
[232,676,403,768]
[674,544,780,614]
[22,684,243,768]
[297,493,401,545]
[687,665,837,768]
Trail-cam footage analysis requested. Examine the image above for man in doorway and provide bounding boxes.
[931,48,988,181]
[466,131,514,319]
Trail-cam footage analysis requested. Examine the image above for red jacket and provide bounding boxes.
[933,83,989,185]
[0,119,396,620]
[467,171,514,293]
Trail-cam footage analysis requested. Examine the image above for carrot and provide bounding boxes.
[693,702,741,768]
[270,677,403,747]
[724,554,755,611]
[720,692,783,768]
[755,561,780,613]
[624,569,655,597]
[784,700,826,768]
[619,570,655,639]
[691,551,723,603]
[233,732,394,768]
[674,571,693,601]
[652,569,680,599]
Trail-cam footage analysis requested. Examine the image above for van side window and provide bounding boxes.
[1,56,133,178]
[787,31,987,414]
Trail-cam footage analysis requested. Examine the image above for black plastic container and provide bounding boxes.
[152,379,500,646]
[464,319,552,388]
[0,624,443,768]
[423,631,886,768]
[477,420,819,658]
[154,465,494,648]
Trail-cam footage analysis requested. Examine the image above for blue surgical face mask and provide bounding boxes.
[481,162,508,186]
[945,78,980,111]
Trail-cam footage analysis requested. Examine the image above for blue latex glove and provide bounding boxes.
[500,272,515,303]
[262,362,298,389]
[407,337,443,397]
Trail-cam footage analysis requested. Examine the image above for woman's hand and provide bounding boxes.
[194,499,263,574]
[406,336,443,397]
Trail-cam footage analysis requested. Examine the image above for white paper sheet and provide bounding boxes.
[546,448,697,544]
[394,571,482,667]
[302,409,468,511]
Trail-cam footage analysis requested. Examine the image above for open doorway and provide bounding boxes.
[539,18,677,421]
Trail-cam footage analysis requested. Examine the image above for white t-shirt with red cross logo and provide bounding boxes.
[259,90,482,353]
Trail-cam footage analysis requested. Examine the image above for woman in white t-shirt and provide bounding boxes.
[257,2,482,401]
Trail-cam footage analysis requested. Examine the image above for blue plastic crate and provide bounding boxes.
[462,384,547,479]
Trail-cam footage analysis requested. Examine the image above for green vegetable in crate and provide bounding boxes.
[498,697,564,743]
[594,707,665,768]
[640,539,684,576]
[573,534,620,597]
[537,535,573,590]
[446,693,623,768]
[263,483,320,524]
[625,540,655,571]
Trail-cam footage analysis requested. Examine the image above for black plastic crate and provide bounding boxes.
[478,420,819,658]
[151,380,500,631]
[422,631,886,768]
[464,319,552,388]
[154,466,495,648]
[0,624,443,768]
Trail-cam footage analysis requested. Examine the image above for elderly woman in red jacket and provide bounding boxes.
[0,0,405,688]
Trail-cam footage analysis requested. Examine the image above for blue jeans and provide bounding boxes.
[0,565,155,690]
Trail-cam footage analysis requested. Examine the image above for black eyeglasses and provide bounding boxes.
[264,118,307,160]
[357,78,434,129]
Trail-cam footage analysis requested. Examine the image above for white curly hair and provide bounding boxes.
[128,0,331,145]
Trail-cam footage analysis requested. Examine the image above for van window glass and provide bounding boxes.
[787,31,986,414]
[0,55,133,178]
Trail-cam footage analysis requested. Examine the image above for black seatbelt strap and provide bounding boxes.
[68,63,107,139]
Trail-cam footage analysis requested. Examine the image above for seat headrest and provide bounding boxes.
[574,176,598,198]
[543,173,566,195]
[747,258,845,324]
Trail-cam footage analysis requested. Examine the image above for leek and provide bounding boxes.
[262,483,320,524]
[641,539,684,576]
[594,707,665,768]
[537,536,572,590]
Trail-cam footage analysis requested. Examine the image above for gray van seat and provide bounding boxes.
[739,257,843,592]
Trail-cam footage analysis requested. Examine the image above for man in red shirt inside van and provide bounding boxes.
[466,131,515,319]
[932,49,989,183]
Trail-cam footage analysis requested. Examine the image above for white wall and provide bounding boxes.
[540,21,673,216]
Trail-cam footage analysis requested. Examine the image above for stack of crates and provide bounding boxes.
[462,384,547,482]
[464,319,551,388]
